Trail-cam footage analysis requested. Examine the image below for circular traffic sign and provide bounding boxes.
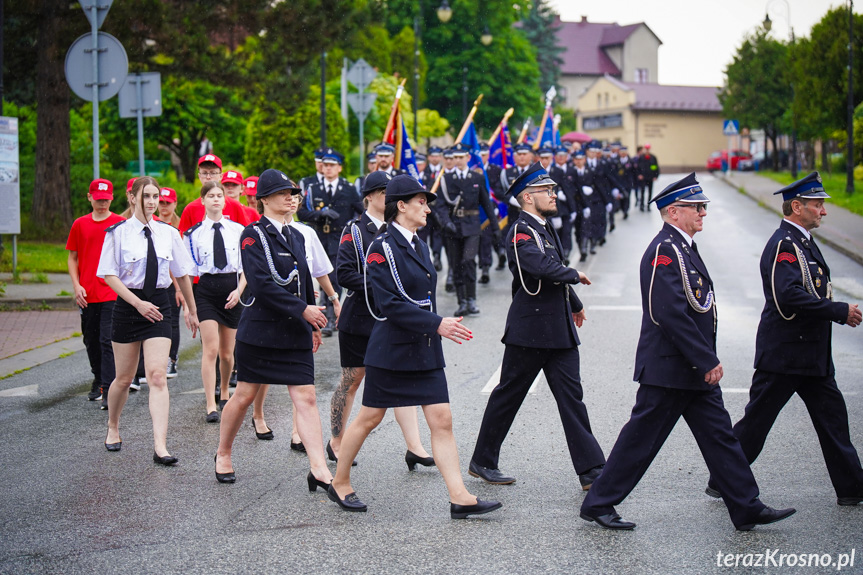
[64,32,128,102]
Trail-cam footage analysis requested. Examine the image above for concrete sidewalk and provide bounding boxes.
[720,171,863,266]
[0,272,76,310]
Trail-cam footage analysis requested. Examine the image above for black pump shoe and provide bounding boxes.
[405,450,435,471]
[450,499,502,519]
[307,471,332,492]
[252,421,274,441]
[153,452,178,466]
[327,484,367,512]
[104,440,122,452]
[326,440,357,466]
[214,454,236,483]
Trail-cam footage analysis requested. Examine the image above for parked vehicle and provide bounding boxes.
[706,150,753,172]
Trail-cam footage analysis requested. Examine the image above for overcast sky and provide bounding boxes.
[549,0,848,87]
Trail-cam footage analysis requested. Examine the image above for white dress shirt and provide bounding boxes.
[289,221,334,278]
[185,216,245,276]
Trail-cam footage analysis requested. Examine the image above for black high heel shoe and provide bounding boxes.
[327,484,367,512]
[252,421,274,441]
[104,432,122,452]
[326,440,357,466]
[405,450,435,471]
[214,454,236,483]
[153,452,178,466]
[307,471,331,492]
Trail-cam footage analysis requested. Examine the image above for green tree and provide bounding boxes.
[519,0,565,97]
[720,29,791,170]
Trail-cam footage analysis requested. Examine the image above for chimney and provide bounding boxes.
[581,16,588,23]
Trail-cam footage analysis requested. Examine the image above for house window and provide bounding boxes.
[597,94,602,109]
[635,68,649,83]
[604,93,609,108]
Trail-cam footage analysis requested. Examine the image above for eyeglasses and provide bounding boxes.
[527,188,556,198]
[199,171,221,178]
[672,202,708,212]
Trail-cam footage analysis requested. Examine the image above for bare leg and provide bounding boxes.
[291,404,301,444]
[142,337,172,457]
[216,381,259,473]
[199,320,220,413]
[422,403,476,505]
[106,340,143,444]
[394,406,431,458]
[252,384,270,434]
[330,366,364,454]
[331,406,386,497]
[217,323,236,404]
[289,385,333,483]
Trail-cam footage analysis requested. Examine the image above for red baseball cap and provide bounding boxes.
[244,176,259,196]
[126,178,136,192]
[198,154,222,169]
[644,143,652,150]
[159,187,178,203]
[89,178,114,200]
[221,170,244,186]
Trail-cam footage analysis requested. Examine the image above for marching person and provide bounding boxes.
[214,169,332,491]
[178,155,249,234]
[548,146,577,264]
[572,149,603,260]
[330,171,434,469]
[157,186,183,381]
[97,176,199,465]
[469,163,606,489]
[579,174,796,531]
[636,144,660,211]
[242,176,260,223]
[705,172,863,506]
[183,181,246,423]
[327,175,501,519]
[478,142,506,283]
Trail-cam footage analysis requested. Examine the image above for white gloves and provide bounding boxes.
[606,203,613,213]
[583,207,591,218]
[582,185,593,196]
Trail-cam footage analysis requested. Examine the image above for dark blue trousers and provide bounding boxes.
[582,384,766,528]
[471,345,606,475]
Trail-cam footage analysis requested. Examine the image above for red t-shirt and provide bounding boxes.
[243,205,259,223]
[66,212,126,303]
[178,197,249,234]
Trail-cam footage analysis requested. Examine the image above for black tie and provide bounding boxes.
[281,225,293,251]
[691,241,699,254]
[411,235,419,252]
[213,222,227,270]
[143,227,157,298]
[327,184,333,199]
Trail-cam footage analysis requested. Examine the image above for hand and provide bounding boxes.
[225,289,240,310]
[74,286,88,309]
[577,271,591,285]
[570,212,577,223]
[135,299,163,323]
[582,185,593,197]
[443,222,457,237]
[175,289,186,308]
[436,316,473,344]
[312,329,322,353]
[847,303,862,327]
[606,203,613,213]
[185,310,199,339]
[583,207,591,218]
[332,297,342,319]
[492,229,502,243]
[320,207,341,220]
[557,191,567,202]
[302,305,328,330]
[704,363,724,385]
[612,188,621,199]
[572,309,586,328]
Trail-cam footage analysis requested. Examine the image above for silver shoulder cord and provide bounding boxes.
[239,225,299,308]
[771,241,820,321]
[512,222,545,296]
[364,239,434,322]
[648,242,715,326]
[187,227,243,301]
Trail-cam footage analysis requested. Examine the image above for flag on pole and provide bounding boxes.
[488,124,513,168]
[382,81,421,181]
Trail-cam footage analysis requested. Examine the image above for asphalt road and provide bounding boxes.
[1,173,861,574]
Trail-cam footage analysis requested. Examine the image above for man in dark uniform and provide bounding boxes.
[615,146,637,219]
[636,144,660,211]
[548,146,577,264]
[705,171,863,506]
[498,143,533,268]
[353,152,378,195]
[300,147,326,194]
[575,149,605,260]
[580,174,796,531]
[435,142,500,316]
[422,146,445,271]
[478,143,505,283]
[584,142,612,245]
[569,150,592,262]
[374,143,404,177]
[469,162,606,489]
[297,148,364,336]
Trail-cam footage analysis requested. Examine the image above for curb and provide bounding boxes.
[0,297,77,311]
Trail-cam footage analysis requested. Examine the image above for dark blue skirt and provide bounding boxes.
[111,288,172,343]
[362,365,449,408]
[235,340,313,386]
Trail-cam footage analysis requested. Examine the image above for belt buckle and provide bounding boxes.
[455,208,464,218]
[323,223,330,234]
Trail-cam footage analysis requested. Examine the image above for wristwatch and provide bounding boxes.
[327,293,339,302]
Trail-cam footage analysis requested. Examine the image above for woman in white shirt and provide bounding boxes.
[97,176,198,466]
[184,181,246,423]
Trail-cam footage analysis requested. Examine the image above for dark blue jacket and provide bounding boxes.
[336,214,382,337]
[363,228,445,371]
[435,170,500,237]
[754,220,848,376]
[297,177,363,256]
[236,219,315,350]
[633,223,718,390]
[502,212,583,349]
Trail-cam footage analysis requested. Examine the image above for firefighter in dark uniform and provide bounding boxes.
[435,142,500,316]
[575,149,605,259]
[548,146,577,264]
[469,162,606,489]
[636,144,661,211]
[478,142,505,283]
[423,146,445,271]
[705,172,863,506]
[580,173,797,531]
[374,143,405,177]
[299,147,326,194]
[353,152,378,195]
[498,143,533,268]
[297,148,363,335]
[615,146,637,219]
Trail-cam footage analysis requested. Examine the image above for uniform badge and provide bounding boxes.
[695,289,702,299]
[366,253,386,265]
[816,278,822,288]
[651,255,672,267]
[513,233,531,243]
[340,234,353,244]
[697,277,703,287]
[777,252,797,264]
[818,267,823,275]
[241,237,255,249]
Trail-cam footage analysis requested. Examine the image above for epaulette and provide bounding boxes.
[183,221,203,237]
[104,220,126,233]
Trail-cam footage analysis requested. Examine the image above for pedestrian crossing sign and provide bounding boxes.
[722,120,740,136]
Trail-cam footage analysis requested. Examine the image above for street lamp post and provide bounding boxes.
[413,1,456,145]
[847,0,855,194]
[763,0,797,178]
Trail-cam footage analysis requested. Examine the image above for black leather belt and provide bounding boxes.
[453,209,480,217]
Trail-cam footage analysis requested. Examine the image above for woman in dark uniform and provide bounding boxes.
[327,175,501,519]
[97,176,199,465]
[214,169,332,490]
[184,181,246,423]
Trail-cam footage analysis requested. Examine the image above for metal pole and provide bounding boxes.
[0,0,5,252]
[414,5,421,144]
[462,66,468,121]
[320,50,327,148]
[12,235,17,277]
[135,76,146,177]
[359,91,365,177]
[790,28,798,178]
[847,0,855,193]
[90,6,100,179]
[341,58,348,123]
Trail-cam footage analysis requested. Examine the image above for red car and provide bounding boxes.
[706,150,753,171]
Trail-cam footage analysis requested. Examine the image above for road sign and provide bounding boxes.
[722,120,740,136]
[347,92,377,122]
[80,0,113,30]
[347,58,376,92]
[118,73,162,118]
[64,32,128,102]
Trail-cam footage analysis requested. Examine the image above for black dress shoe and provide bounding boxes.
[479,272,490,284]
[206,411,220,424]
[153,452,178,466]
[705,485,721,498]
[838,495,863,506]
[307,471,331,492]
[466,299,480,315]
[326,440,357,466]
[454,302,470,316]
[290,440,306,452]
[468,461,516,485]
[405,450,435,471]
[579,465,603,491]
[214,454,236,483]
[327,484,367,512]
[451,498,502,519]
[253,421,274,441]
[218,399,228,411]
[104,440,122,452]
[736,506,797,531]
[445,282,455,293]
[579,253,587,262]
[580,511,636,530]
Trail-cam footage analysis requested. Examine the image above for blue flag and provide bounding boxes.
[397,119,421,181]
[489,125,513,168]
